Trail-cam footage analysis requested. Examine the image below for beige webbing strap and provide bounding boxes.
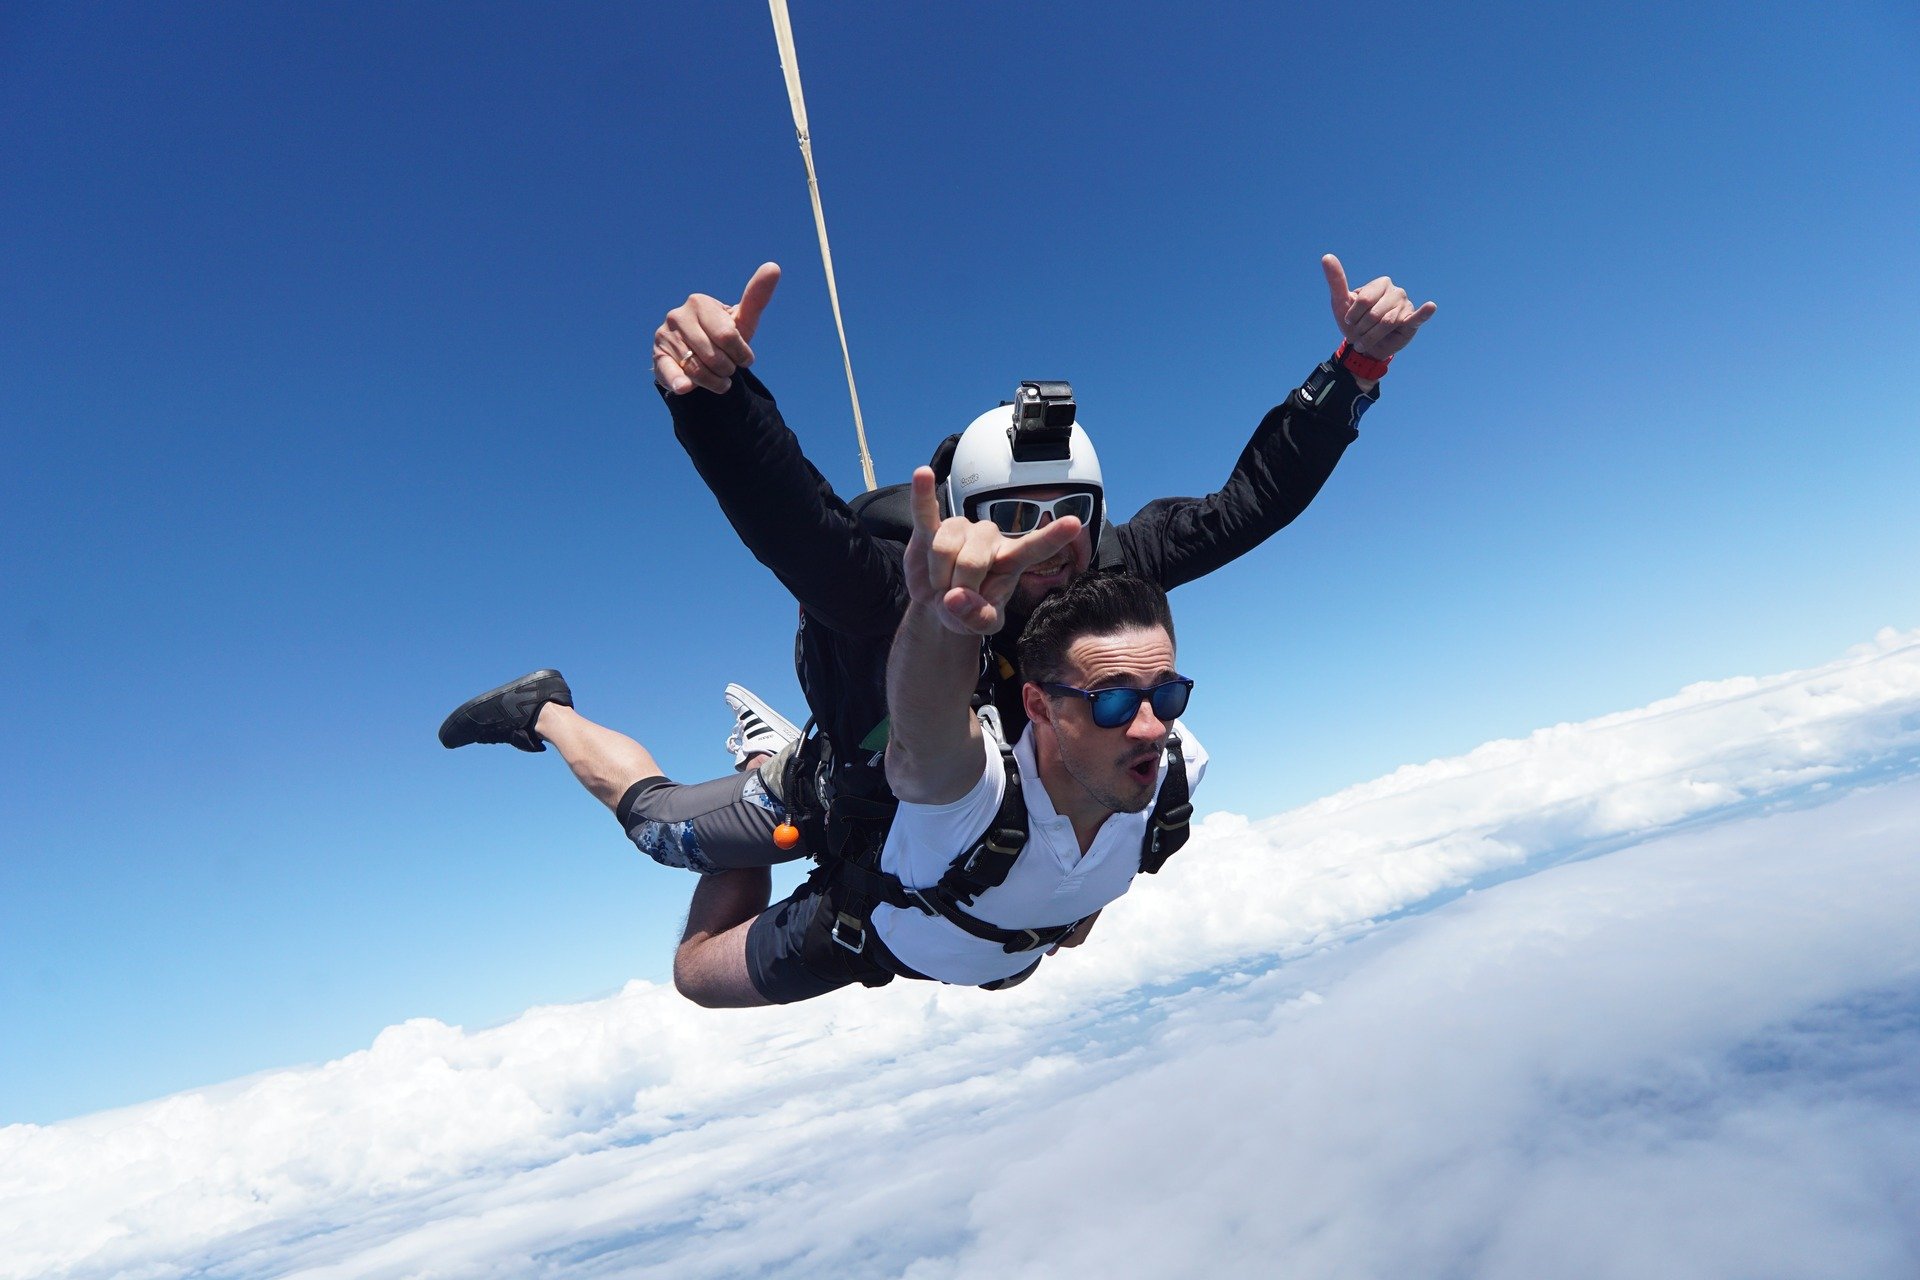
[768,0,877,492]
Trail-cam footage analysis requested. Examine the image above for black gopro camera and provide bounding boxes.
[1008,380,1076,461]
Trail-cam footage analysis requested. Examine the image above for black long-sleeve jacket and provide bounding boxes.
[665,361,1376,764]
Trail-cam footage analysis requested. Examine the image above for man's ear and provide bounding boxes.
[1022,681,1051,728]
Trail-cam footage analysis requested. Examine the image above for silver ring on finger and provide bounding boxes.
[679,349,701,374]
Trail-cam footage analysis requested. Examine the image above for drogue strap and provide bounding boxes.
[768,0,877,491]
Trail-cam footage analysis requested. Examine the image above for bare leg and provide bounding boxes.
[532,702,663,813]
[533,701,774,1006]
[674,868,774,1007]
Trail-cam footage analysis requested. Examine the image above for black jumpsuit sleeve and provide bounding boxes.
[662,370,907,638]
[1114,359,1376,589]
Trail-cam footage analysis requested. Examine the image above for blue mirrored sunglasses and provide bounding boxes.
[976,491,1097,535]
[1039,677,1194,728]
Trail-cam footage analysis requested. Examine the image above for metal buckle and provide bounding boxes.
[1155,802,1194,829]
[1150,802,1193,855]
[961,828,1023,875]
[1003,927,1050,954]
[831,911,867,954]
[986,827,1025,853]
[902,885,940,917]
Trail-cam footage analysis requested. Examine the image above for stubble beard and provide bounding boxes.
[1058,738,1158,817]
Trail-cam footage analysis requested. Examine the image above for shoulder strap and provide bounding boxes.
[811,718,1099,958]
[1138,733,1192,874]
[934,727,1029,906]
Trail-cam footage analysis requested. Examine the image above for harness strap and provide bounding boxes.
[914,892,1084,954]
[830,829,1080,953]
[934,735,1028,906]
[803,727,1193,961]
[1139,732,1192,874]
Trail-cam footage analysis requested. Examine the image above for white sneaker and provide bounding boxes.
[724,683,800,767]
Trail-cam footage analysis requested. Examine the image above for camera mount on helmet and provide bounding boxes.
[1009,381,1077,462]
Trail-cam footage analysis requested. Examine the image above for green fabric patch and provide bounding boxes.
[858,717,891,751]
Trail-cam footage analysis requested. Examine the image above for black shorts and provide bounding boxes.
[743,883,917,1003]
[743,884,1041,1004]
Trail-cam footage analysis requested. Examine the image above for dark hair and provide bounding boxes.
[1016,571,1175,686]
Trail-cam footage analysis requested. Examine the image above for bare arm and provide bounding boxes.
[886,598,990,804]
[885,468,1081,805]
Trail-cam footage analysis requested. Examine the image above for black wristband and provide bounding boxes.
[1293,355,1379,429]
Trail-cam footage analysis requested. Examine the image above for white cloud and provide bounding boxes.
[936,781,1920,1280]
[4,628,1919,1279]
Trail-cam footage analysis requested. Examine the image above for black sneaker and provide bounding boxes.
[438,670,572,752]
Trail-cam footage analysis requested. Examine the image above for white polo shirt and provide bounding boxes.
[871,719,1207,986]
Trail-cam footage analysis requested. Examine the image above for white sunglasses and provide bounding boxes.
[975,492,1097,535]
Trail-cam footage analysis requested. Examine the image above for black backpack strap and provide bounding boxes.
[794,862,898,988]
[1138,733,1192,874]
[816,730,1079,956]
[933,733,1029,906]
[779,724,838,862]
[916,894,1085,954]
[813,772,904,963]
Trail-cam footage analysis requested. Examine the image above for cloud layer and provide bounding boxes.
[5,629,1919,1279]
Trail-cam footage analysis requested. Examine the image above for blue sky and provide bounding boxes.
[2,1,1916,1126]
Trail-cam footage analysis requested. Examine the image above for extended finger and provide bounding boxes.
[1374,301,1439,358]
[1002,515,1081,572]
[732,262,780,345]
[909,467,942,542]
[976,517,1081,608]
[1321,254,1352,319]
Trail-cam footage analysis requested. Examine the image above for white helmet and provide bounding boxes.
[941,381,1104,537]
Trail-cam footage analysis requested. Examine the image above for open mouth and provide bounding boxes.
[1126,756,1159,786]
[1026,555,1070,581]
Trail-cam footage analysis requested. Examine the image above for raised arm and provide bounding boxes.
[885,468,1081,805]
[652,263,907,638]
[1115,254,1437,589]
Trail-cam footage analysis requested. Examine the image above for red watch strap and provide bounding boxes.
[1336,340,1391,381]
